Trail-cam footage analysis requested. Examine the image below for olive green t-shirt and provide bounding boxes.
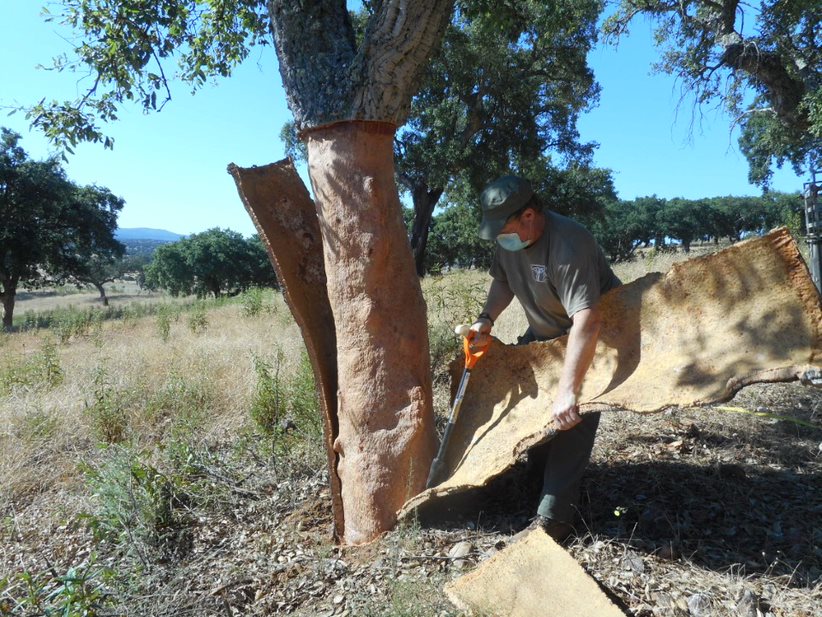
[490,210,621,340]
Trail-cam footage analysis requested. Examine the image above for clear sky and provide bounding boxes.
[1,3,808,237]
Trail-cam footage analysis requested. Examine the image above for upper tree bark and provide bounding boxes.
[269,0,454,130]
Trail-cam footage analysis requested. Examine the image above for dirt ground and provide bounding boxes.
[1,243,820,616]
[2,380,819,616]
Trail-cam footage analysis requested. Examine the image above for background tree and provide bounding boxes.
[605,0,821,187]
[0,128,124,329]
[396,0,605,275]
[144,228,273,298]
[69,254,124,306]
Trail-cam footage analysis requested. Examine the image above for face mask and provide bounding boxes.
[497,233,532,251]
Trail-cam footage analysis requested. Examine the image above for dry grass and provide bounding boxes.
[1,242,820,616]
[0,292,304,507]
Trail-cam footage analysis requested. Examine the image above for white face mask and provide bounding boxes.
[496,233,532,251]
[496,215,534,251]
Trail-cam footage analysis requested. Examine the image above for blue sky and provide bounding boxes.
[1,3,808,237]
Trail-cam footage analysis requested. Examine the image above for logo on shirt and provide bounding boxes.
[530,264,547,283]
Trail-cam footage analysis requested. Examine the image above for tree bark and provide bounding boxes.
[269,0,454,130]
[1,277,18,331]
[266,0,455,543]
[305,122,437,544]
[410,186,444,277]
[94,282,109,306]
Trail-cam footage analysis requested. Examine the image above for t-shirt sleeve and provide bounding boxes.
[489,246,508,283]
[552,234,602,317]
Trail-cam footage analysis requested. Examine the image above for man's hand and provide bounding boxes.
[552,389,582,431]
[468,316,493,349]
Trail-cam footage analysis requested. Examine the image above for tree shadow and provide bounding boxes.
[575,459,821,585]
[418,453,821,586]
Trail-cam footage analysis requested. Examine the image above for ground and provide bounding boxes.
[1,244,820,616]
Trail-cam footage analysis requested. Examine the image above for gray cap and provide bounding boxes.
[478,176,534,240]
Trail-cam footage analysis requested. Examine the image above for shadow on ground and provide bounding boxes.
[413,444,821,587]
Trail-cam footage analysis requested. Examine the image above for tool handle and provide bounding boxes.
[426,420,457,488]
[454,323,489,369]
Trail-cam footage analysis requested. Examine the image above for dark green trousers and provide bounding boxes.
[518,328,600,523]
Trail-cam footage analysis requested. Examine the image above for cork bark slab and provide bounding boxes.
[401,228,822,519]
[445,529,627,617]
[228,160,343,539]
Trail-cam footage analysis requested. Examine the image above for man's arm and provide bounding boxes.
[552,304,602,430]
[469,278,514,344]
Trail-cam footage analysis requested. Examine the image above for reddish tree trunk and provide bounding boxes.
[305,121,437,543]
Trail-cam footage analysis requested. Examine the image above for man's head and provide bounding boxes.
[479,176,544,248]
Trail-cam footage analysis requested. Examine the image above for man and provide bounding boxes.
[470,175,621,542]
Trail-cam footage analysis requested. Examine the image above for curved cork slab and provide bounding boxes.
[228,160,343,539]
[401,228,822,519]
[445,529,627,616]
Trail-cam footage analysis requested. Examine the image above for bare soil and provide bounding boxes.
[2,381,819,616]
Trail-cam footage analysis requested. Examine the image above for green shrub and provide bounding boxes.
[85,367,127,444]
[250,350,287,436]
[2,558,113,617]
[16,408,59,442]
[249,350,323,456]
[143,372,211,433]
[84,447,192,561]
[155,305,177,342]
[240,287,269,318]
[187,303,208,334]
[0,338,63,394]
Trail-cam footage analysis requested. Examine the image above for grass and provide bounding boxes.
[1,243,819,616]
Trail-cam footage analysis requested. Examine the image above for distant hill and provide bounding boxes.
[116,228,184,242]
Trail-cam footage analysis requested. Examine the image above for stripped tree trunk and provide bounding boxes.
[306,122,435,543]
[267,0,455,543]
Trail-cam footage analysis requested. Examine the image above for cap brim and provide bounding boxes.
[479,216,506,241]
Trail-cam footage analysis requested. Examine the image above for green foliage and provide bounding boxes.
[155,305,176,342]
[394,0,608,272]
[250,350,322,452]
[143,228,276,298]
[83,447,193,562]
[1,558,113,617]
[85,367,127,444]
[589,192,803,262]
[0,129,124,328]
[250,350,288,436]
[240,287,274,318]
[186,302,208,334]
[605,1,821,186]
[27,0,270,152]
[53,307,104,343]
[0,338,63,395]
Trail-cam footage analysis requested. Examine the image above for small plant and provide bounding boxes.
[143,372,211,436]
[2,558,113,617]
[0,338,63,394]
[84,447,192,562]
[155,305,176,342]
[85,367,127,444]
[187,303,208,333]
[250,349,287,436]
[240,287,268,317]
[16,408,59,442]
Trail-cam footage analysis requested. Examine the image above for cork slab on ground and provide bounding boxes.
[445,528,627,616]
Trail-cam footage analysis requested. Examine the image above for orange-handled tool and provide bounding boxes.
[426,324,490,488]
